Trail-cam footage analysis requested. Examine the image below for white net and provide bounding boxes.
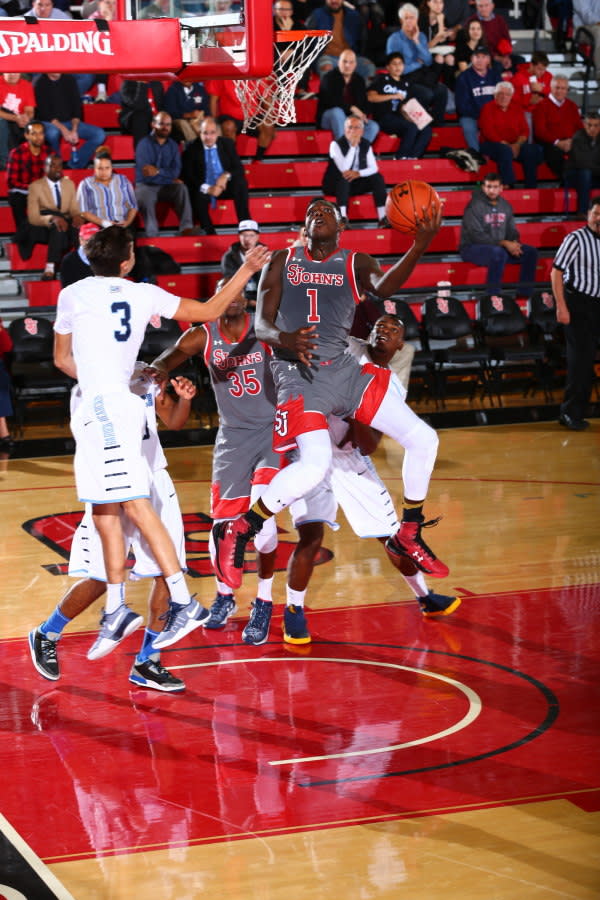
[234,30,330,131]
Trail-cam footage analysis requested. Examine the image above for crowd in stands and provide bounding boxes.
[0,0,597,291]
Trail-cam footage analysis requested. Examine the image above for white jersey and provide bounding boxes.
[71,363,167,472]
[54,276,180,397]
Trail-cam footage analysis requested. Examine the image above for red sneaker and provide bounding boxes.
[386,518,449,578]
[212,516,256,589]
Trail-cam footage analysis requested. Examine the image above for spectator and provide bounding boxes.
[454,43,500,151]
[164,79,210,143]
[418,0,456,87]
[467,0,512,61]
[479,80,543,187]
[385,3,448,124]
[135,111,198,238]
[181,116,250,235]
[26,153,82,280]
[564,111,600,214]
[205,78,274,162]
[0,73,34,170]
[273,0,313,97]
[442,0,470,29]
[77,146,138,230]
[59,222,98,288]
[454,18,487,73]
[87,0,115,17]
[511,51,552,116]
[532,75,582,181]
[140,0,183,16]
[221,220,268,307]
[573,1,600,73]
[307,0,376,84]
[322,114,389,227]
[34,73,106,170]
[317,49,380,144]
[0,317,13,451]
[367,51,433,158]
[460,171,538,296]
[24,0,71,18]
[118,79,165,147]
[82,0,119,102]
[7,119,50,257]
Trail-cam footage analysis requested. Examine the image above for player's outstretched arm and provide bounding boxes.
[174,245,271,323]
[151,325,208,377]
[155,375,197,430]
[356,202,442,298]
[255,249,318,365]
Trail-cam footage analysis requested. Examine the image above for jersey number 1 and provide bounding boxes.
[307,288,320,323]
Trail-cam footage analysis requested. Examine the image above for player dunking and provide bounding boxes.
[53,226,270,652]
[213,198,448,629]
[152,278,281,646]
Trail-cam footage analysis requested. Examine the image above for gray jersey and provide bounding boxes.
[202,314,276,429]
[275,245,361,364]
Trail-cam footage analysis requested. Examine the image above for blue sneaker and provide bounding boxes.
[418,592,461,618]
[87,604,144,660]
[242,598,272,645]
[152,597,209,650]
[203,592,237,629]
[129,657,185,692]
[283,605,311,645]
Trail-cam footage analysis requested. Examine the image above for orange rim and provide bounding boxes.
[274,29,330,42]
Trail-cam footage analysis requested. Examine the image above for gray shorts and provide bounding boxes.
[211,424,280,519]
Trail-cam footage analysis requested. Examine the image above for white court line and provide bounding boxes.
[173,656,482,766]
[0,811,77,900]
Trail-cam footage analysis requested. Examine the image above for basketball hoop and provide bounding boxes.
[234,29,330,131]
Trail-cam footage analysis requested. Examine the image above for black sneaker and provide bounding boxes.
[283,605,311,645]
[28,628,59,680]
[129,658,185,692]
[418,591,461,618]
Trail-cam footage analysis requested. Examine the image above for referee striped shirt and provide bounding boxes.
[553,226,600,298]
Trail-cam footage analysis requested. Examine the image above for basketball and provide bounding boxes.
[385,181,441,234]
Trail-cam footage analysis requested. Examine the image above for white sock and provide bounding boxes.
[215,579,233,596]
[377,206,386,218]
[400,571,429,598]
[105,582,125,614]
[165,571,191,607]
[257,577,274,603]
[286,587,305,608]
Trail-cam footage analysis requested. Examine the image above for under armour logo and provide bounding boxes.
[412,551,425,562]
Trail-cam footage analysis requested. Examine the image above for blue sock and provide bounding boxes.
[39,606,71,641]
[136,628,160,664]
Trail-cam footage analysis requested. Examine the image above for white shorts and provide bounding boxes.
[71,391,152,504]
[68,469,186,581]
[291,449,399,539]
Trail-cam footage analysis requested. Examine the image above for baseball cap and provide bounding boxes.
[238,219,260,233]
[497,38,513,55]
[472,44,491,56]
[79,223,101,241]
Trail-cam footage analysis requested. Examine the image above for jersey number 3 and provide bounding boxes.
[111,301,132,342]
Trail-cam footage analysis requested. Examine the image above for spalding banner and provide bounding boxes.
[0,19,182,73]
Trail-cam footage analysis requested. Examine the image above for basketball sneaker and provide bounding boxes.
[153,597,210,650]
[212,512,263,589]
[283,605,311,645]
[129,657,185,693]
[418,592,461,618]
[386,517,449,578]
[203,592,237,629]
[28,628,60,681]
[87,604,144,661]
[242,598,273,645]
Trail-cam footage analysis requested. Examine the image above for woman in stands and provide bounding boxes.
[418,0,456,87]
[454,18,486,72]
[76,146,138,230]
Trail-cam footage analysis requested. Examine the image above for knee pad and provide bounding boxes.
[253,515,278,554]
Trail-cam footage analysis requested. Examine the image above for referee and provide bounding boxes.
[551,197,600,430]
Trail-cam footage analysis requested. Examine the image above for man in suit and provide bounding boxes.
[135,110,199,238]
[181,116,250,235]
[26,153,83,279]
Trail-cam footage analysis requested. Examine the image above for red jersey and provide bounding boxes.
[0,77,35,115]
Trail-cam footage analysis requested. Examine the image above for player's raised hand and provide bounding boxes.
[280,325,318,366]
[414,198,443,246]
[170,375,197,400]
[244,244,271,273]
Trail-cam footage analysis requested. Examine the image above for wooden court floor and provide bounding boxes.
[0,421,599,900]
